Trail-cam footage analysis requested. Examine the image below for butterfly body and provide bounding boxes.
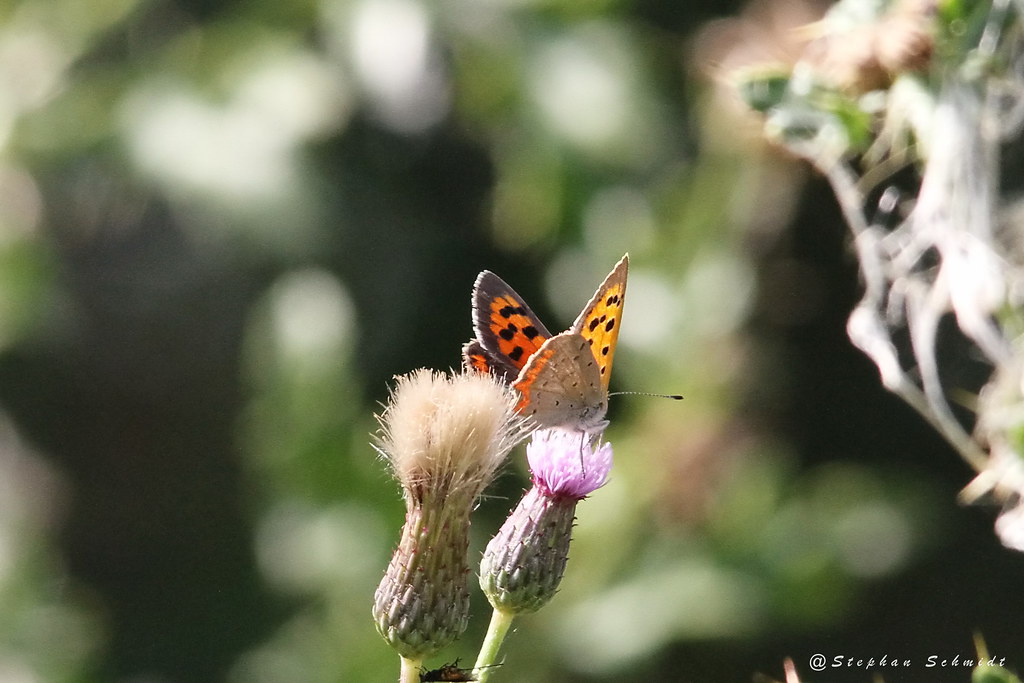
[464,255,628,432]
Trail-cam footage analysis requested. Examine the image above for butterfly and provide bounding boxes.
[463,254,628,433]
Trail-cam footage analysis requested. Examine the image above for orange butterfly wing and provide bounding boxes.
[469,271,552,381]
[462,340,495,376]
[570,254,628,391]
[512,331,607,430]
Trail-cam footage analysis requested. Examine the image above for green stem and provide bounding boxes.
[399,656,422,683]
[474,608,515,682]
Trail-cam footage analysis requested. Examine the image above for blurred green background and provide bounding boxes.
[0,0,1021,681]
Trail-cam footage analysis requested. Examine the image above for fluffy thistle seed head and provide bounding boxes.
[376,369,528,503]
[373,369,528,659]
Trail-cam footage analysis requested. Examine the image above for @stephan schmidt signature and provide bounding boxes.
[807,653,1008,672]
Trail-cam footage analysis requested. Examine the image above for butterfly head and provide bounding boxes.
[578,403,609,434]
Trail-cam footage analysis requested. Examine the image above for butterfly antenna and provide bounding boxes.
[608,391,684,400]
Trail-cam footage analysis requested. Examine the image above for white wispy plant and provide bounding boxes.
[734,0,1024,551]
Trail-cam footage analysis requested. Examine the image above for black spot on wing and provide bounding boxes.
[498,304,527,319]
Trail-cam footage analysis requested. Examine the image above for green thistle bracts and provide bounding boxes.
[373,503,473,658]
[479,486,577,614]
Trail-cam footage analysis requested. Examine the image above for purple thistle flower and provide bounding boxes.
[528,427,613,499]
[479,428,613,614]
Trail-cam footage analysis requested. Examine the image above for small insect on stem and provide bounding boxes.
[419,659,503,682]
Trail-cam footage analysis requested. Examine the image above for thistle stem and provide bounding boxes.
[399,656,422,683]
[474,608,515,681]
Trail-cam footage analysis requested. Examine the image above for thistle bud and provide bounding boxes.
[373,370,526,659]
[480,428,612,614]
